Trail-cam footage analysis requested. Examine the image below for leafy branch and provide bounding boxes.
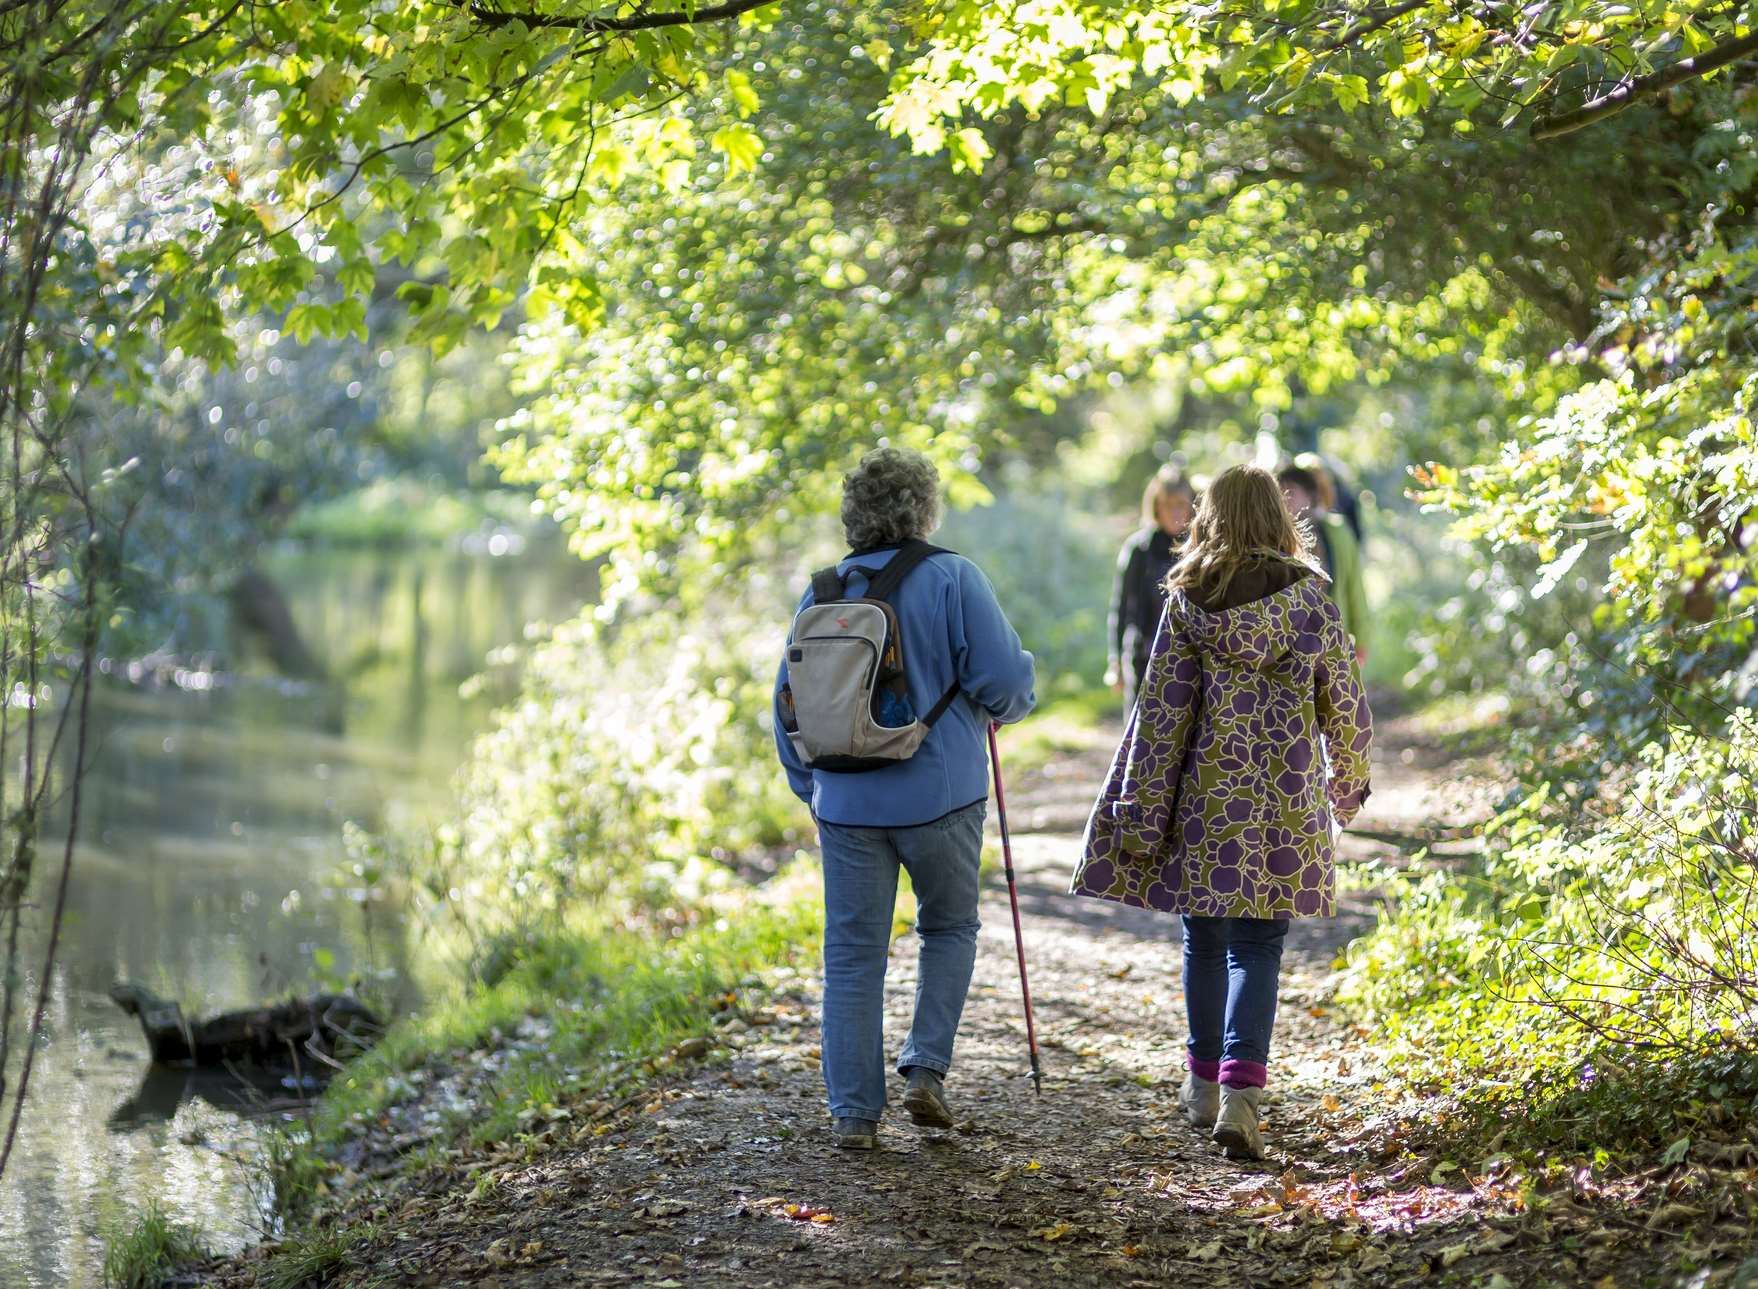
[1530,27,1758,138]
[468,0,777,32]
[1314,0,1435,54]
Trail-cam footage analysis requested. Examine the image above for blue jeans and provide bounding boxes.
[1182,915,1289,1088]
[816,801,986,1122]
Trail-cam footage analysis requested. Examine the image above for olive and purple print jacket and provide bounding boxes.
[1071,569,1372,920]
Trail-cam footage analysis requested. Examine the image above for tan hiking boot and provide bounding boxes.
[1177,1072,1220,1128]
[1212,1085,1264,1160]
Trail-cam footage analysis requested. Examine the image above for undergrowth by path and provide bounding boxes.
[197,713,1757,1289]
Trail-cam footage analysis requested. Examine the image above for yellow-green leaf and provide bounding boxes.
[711,123,763,173]
[949,127,993,174]
[726,68,760,118]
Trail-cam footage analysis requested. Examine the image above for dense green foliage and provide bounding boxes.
[419,577,809,941]
[1341,716,1758,1155]
[885,0,1758,140]
[9,0,1758,1205]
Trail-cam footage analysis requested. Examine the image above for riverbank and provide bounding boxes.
[0,534,603,1289]
[170,710,1758,1289]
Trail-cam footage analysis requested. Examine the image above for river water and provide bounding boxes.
[0,538,592,1287]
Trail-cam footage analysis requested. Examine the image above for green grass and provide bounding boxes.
[285,479,539,547]
[103,1201,207,1289]
[274,894,823,1213]
[260,1222,382,1289]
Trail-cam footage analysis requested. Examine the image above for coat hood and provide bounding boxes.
[1170,576,1324,671]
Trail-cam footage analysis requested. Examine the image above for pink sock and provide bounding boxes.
[1219,1058,1267,1089]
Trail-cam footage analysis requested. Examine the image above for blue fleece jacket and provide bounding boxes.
[772,547,1037,827]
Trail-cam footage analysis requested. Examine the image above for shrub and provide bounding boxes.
[411,577,810,945]
[1339,716,1758,1156]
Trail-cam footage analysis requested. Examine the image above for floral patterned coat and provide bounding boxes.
[1071,573,1372,919]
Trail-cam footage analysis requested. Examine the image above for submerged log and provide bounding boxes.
[108,983,381,1069]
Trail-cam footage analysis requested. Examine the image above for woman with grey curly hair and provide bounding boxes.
[774,446,1037,1150]
[840,446,945,550]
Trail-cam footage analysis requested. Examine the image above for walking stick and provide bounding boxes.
[988,721,1043,1096]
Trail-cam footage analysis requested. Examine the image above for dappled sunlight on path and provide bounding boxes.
[215,716,1735,1287]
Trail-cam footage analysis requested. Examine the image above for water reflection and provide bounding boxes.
[0,539,591,1288]
[107,1066,323,1132]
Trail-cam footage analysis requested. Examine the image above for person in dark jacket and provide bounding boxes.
[1294,450,1364,544]
[1107,465,1195,712]
[1278,462,1368,661]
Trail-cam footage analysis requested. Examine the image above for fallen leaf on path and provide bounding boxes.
[1188,1239,1223,1262]
[1109,964,1133,979]
[1278,1170,1308,1204]
[1033,1220,1077,1241]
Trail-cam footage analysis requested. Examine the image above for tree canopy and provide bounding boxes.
[4,0,1755,670]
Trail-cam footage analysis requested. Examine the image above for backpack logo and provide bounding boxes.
[836,617,849,629]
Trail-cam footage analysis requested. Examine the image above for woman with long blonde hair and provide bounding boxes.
[1072,463,1372,1160]
[1106,465,1195,712]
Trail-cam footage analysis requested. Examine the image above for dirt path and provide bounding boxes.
[271,718,1720,1289]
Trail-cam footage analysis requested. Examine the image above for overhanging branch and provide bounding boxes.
[1530,28,1758,139]
[1316,0,1433,54]
[469,0,776,32]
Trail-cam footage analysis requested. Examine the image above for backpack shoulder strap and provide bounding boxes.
[862,540,954,604]
[921,681,962,728]
[809,565,845,605]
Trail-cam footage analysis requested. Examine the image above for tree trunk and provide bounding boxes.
[228,565,326,679]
